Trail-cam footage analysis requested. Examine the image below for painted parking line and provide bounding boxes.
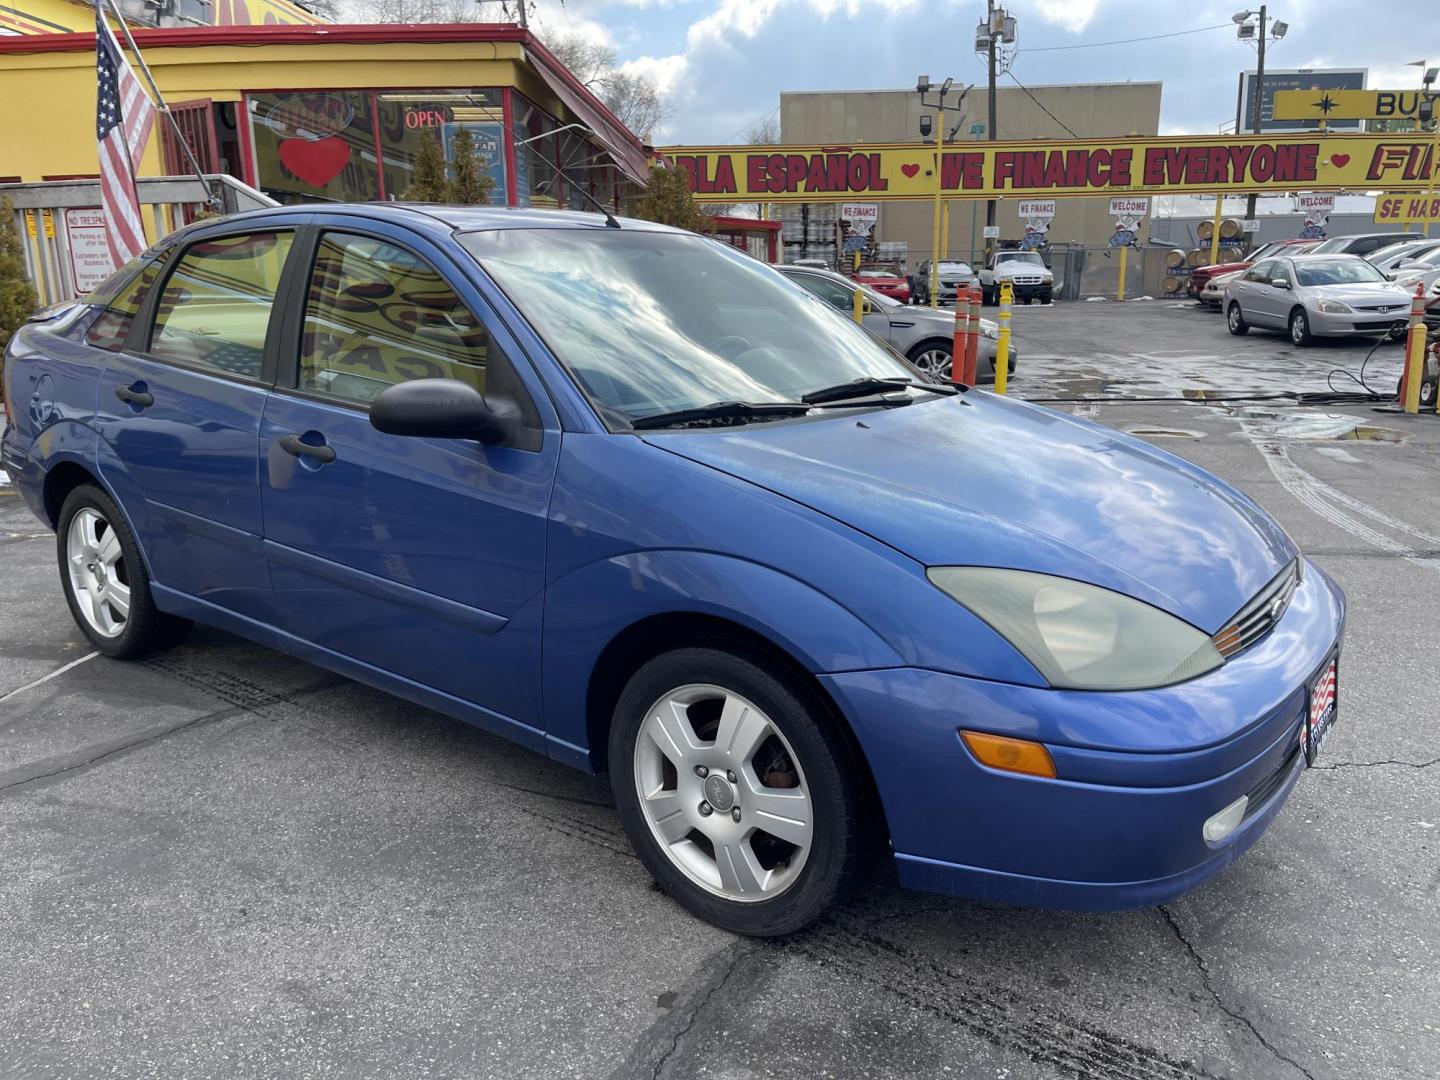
[0,651,100,704]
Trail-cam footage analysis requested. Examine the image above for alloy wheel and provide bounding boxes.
[65,507,130,638]
[633,683,813,902]
[911,348,953,381]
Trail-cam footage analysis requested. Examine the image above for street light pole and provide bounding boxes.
[984,0,998,266]
[1244,5,1268,249]
[917,76,956,308]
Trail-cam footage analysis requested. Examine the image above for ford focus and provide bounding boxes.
[1,205,1344,936]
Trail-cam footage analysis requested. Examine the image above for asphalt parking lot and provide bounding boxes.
[2,299,1438,1080]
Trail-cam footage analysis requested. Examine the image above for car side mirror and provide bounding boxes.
[1271,278,1290,289]
[369,378,517,444]
[1384,271,1397,281]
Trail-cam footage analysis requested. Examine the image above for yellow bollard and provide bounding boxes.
[852,249,864,324]
[1116,242,1128,303]
[995,280,1013,395]
[1402,284,1428,415]
[1209,194,1223,267]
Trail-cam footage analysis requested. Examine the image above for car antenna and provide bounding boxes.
[520,124,622,229]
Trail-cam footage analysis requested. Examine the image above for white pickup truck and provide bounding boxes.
[979,251,1055,306]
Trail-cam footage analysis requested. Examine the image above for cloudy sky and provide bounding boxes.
[526,0,1435,144]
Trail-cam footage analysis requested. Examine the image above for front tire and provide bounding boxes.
[906,339,955,382]
[1289,307,1313,346]
[1227,302,1249,336]
[57,484,191,658]
[609,647,867,937]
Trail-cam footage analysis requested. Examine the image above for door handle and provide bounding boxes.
[278,433,337,464]
[114,384,153,408]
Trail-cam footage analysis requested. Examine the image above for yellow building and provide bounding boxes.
[0,23,648,209]
[2,0,320,36]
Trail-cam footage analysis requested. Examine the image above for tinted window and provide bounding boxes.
[298,233,540,441]
[148,232,294,380]
[85,257,164,352]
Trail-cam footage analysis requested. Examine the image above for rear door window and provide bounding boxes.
[147,231,294,381]
[84,257,165,352]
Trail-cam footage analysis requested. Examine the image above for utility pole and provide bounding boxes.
[984,0,998,266]
[1244,4,1266,250]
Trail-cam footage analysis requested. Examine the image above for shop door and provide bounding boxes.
[161,100,221,223]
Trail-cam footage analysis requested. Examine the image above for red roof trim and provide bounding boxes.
[0,22,530,55]
[0,21,648,160]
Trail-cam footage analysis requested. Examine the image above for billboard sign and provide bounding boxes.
[1374,194,1440,225]
[659,132,1438,203]
[1274,89,1440,124]
[1236,69,1367,132]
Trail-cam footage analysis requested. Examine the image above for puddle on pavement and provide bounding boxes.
[1228,407,1406,442]
[1126,427,1204,439]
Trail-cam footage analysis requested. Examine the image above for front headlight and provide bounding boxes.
[1317,300,1352,314]
[927,568,1224,690]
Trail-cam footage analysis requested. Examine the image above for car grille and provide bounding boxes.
[1242,741,1303,821]
[1009,275,1044,285]
[1211,559,1300,658]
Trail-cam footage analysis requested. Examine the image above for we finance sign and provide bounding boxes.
[659,133,1439,203]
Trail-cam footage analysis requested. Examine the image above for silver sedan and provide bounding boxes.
[1224,253,1413,346]
[777,265,1016,382]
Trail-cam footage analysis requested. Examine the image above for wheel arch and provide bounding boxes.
[905,336,954,361]
[583,610,890,838]
[40,459,156,580]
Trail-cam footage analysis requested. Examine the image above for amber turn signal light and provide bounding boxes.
[960,731,1057,779]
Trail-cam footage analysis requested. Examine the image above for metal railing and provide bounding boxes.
[3,175,277,305]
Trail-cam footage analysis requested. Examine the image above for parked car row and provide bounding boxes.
[1189,233,1440,344]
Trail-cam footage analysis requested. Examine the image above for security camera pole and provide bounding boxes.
[916,75,958,309]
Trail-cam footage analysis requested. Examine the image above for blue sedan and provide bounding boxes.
[1,205,1344,936]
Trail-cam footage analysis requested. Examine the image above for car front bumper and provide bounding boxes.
[1002,281,1053,299]
[1306,308,1409,337]
[820,557,1345,911]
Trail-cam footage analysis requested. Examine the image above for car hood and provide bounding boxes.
[993,261,1051,275]
[1298,281,1413,304]
[1198,261,1250,276]
[643,394,1295,632]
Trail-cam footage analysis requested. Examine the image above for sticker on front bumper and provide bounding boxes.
[1303,658,1338,767]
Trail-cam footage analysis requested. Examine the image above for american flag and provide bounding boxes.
[95,8,156,267]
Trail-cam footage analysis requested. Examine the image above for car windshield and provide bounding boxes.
[996,252,1044,265]
[1293,259,1386,286]
[937,262,971,275]
[1306,237,1349,254]
[857,270,898,279]
[462,229,919,426]
[1412,247,1440,268]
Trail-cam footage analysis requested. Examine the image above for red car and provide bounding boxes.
[850,266,910,303]
[1189,238,1319,307]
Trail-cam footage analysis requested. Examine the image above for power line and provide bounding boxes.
[717,104,780,146]
[1020,22,1231,53]
[1006,71,1079,137]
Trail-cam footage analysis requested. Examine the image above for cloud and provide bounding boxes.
[1031,0,1100,33]
[619,53,688,95]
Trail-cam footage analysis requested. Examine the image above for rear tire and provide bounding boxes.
[1289,307,1313,346]
[608,647,868,937]
[906,339,955,382]
[56,484,191,658]
[1227,302,1249,336]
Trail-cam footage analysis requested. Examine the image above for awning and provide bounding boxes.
[525,45,651,185]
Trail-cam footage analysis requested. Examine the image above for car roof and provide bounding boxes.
[184,202,680,236]
[1281,253,1374,262]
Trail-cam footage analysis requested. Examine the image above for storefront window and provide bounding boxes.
[510,94,554,208]
[248,91,381,204]
[374,90,506,204]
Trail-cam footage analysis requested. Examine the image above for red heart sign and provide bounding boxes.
[1330,153,1350,168]
[278,136,351,188]
[901,163,920,178]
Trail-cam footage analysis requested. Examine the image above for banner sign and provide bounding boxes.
[1109,197,1149,223]
[1374,193,1440,225]
[1017,199,1056,218]
[1295,192,1336,214]
[1274,89,1439,123]
[658,134,1438,203]
[839,202,879,235]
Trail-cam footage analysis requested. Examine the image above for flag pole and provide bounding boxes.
[101,0,219,209]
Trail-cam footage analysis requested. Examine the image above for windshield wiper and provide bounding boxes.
[630,400,812,430]
[801,376,956,405]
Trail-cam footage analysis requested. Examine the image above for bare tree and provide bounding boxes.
[747,115,780,145]
[543,32,670,140]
